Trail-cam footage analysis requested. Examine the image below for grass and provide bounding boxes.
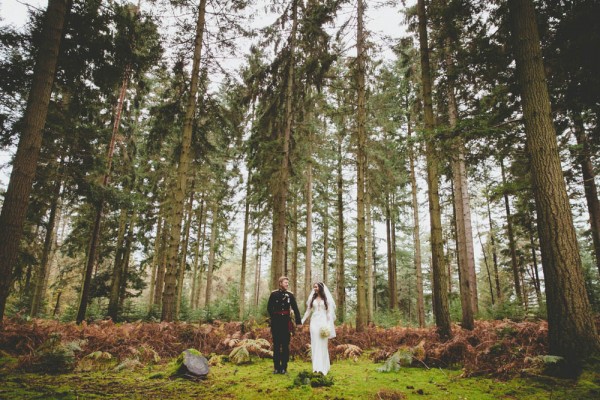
[1,354,599,400]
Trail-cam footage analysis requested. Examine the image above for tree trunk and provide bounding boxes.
[366,182,374,323]
[323,192,330,286]
[335,127,345,322]
[239,176,251,320]
[190,196,204,310]
[417,0,451,338]
[526,221,543,306]
[119,210,136,311]
[451,146,474,329]
[254,231,262,307]
[291,198,299,297]
[508,0,600,369]
[0,0,69,323]
[271,0,298,289]
[148,210,163,313]
[500,158,523,305]
[194,207,208,309]
[442,0,478,324]
[204,203,219,308]
[284,220,289,277]
[161,0,206,322]
[391,197,399,311]
[447,88,475,330]
[153,216,168,307]
[305,151,313,295]
[355,0,368,332]
[107,207,129,320]
[385,197,397,310]
[52,290,62,317]
[30,173,62,317]
[477,225,495,306]
[484,170,502,302]
[572,113,600,277]
[408,117,425,327]
[176,189,195,318]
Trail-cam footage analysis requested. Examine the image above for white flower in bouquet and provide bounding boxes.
[319,326,330,338]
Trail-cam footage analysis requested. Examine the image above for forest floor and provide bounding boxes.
[1,318,600,399]
[1,356,599,399]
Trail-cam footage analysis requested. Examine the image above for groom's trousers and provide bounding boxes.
[271,318,291,372]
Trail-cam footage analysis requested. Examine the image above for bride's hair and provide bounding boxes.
[310,282,328,310]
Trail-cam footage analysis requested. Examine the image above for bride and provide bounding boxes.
[301,282,336,375]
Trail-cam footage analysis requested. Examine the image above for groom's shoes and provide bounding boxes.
[280,370,287,375]
[273,369,280,374]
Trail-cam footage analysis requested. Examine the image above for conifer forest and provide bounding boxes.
[1,0,600,398]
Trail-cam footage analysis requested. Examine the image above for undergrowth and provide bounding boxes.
[0,317,595,379]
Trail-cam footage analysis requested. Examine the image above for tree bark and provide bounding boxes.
[148,210,163,313]
[335,125,346,322]
[417,0,451,338]
[176,189,195,319]
[572,113,600,277]
[271,0,298,289]
[119,210,136,311]
[366,181,374,323]
[204,203,219,308]
[190,196,204,310]
[0,0,69,323]
[477,225,495,306]
[107,207,129,320]
[305,145,313,296]
[291,198,299,297]
[385,197,397,310]
[408,117,425,327]
[161,0,206,322]
[484,169,502,303]
[391,197,399,311]
[500,158,523,305]
[30,172,62,317]
[323,186,330,286]
[194,206,208,309]
[254,231,262,307]
[355,0,368,332]
[528,228,543,306]
[153,216,168,307]
[442,0,478,323]
[508,0,600,369]
[239,175,251,320]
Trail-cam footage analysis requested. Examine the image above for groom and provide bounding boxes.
[267,276,302,374]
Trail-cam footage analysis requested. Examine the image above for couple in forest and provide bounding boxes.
[267,276,336,375]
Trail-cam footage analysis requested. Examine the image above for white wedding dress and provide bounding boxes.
[302,298,335,375]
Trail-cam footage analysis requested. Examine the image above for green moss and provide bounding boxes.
[0,355,598,399]
[0,351,18,372]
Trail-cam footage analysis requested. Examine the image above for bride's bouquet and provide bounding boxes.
[319,326,330,338]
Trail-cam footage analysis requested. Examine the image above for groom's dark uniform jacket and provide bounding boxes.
[267,289,302,373]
